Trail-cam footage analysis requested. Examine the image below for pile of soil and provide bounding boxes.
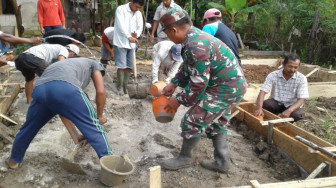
[243,65,278,83]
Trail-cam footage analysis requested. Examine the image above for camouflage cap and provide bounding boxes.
[159,7,186,33]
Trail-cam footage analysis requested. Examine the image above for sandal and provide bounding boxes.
[5,158,22,169]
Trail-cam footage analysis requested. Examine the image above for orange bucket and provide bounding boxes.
[149,81,167,97]
[152,96,175,123]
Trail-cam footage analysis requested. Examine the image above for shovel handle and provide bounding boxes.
[133,50,138,83]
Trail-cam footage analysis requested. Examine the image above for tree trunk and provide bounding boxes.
[274,15,281,41]
[9,0,24,37]
[100,0,105,35]
[307,10,319,64]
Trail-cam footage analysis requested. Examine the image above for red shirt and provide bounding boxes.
[38,0,65,27]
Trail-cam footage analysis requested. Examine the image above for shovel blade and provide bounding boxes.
[61,158,87,175]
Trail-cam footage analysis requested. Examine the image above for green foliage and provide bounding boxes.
[84,29,96,40]
[319,118,336,143]
[225,0,247,15]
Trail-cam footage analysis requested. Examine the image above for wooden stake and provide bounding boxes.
[267,122,274,144]
[149,166,161,188]
[237,33,245,50]
[306,162,327,179]
[250,180,261,188]
[229,110,240,120]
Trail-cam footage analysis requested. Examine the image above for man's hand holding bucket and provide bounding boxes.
[162,83,180,113]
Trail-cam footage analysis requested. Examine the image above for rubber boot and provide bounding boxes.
[116,70,125,95]
[161,137,200,170]
[123,71,131,95]
[101,59,108,69]
[201,134,231,173]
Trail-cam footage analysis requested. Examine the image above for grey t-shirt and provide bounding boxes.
[35,57,104,90]
[25,44,69,64]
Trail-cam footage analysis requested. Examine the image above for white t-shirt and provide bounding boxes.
[104,27,114,45]
[25,44,69,64]
[152,41,183,83]
[113,3,143,49]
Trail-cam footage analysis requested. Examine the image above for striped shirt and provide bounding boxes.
[261,69,309,107]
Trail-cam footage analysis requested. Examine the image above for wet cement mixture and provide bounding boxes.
[0,47,333,187]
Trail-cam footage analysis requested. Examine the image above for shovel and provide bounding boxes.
[61,140,86,175]
[127,50,151,99]
[60,117,86,175]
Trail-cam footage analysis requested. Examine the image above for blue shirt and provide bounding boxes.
[203,22,241,66]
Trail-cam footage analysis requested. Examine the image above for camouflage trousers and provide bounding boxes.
[180,96,243,139]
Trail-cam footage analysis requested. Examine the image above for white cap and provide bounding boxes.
[66,44,80,56]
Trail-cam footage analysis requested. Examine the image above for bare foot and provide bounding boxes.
[6,158,19,169]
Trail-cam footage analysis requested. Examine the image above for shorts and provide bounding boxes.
[15,53,48,82]
[101,43,113,59]
[113,45,133,69]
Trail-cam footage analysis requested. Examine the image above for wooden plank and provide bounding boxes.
[273,129,336,175]
[234,103,336,175]
[242,176,336,188]
[305,67,319,78]
[306,162,327,179]
[149,166,161,188]
[242,51,290,56]
[0,122,14,143]
[0,113,18,125]
[249,180,261,188]
[0,95,11,98]
[0,83,20,114]
[241,59,279,67]
[261,118,294,126]
[238,103,333,147]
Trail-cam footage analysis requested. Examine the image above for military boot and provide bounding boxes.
[161,137,200,170]
[116,70,125,95]
[123,71,131,94]
[201,134,231,173]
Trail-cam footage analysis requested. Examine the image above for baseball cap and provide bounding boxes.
[159,7,186,33]
[202,8,222,26]
[66,44,80,56]
[170,44,183,62]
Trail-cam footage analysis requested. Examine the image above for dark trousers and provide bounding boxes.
[263,98,303,122]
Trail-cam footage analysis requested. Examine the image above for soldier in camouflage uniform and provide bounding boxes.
[160,7,247,173]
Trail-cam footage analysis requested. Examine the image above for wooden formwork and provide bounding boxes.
[0,66,24,114]
[233,103,336,176]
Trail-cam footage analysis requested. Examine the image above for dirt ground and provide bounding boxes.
[0,47,334,187]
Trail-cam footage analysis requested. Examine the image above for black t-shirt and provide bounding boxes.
[44,29,76,46]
